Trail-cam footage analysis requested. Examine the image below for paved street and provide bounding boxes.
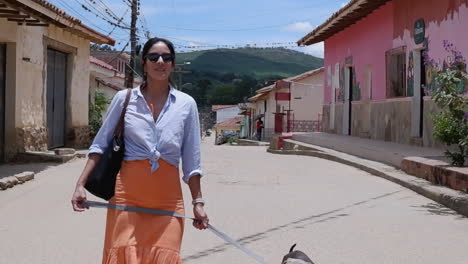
[1,136,468,264]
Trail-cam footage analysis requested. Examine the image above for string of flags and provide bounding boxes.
[173,41,302,52]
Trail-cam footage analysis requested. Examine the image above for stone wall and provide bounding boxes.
[15,126,48,152]
[0,19,93,160]
[351,102,371,138]
[321,98,443,148]
[422,98,444,149]
[369,99,412,144]
[68,126,91,149]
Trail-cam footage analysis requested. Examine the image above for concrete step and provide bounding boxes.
[238,139,270,146]
[14,150,79,163]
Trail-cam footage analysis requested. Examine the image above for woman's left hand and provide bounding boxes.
[193,204,209,230]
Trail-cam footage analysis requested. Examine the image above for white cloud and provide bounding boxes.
[282,21,314,33]
[301,42,324,58]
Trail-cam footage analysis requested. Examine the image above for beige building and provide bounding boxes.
[214,116,242,145]
[90,50,130,75]
[90,50,143,103]
[89,56,123,106]
[248,68,324,141]
[0,0,114,161]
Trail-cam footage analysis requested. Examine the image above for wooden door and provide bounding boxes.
[47,49,67,149]
[0,44,5,161]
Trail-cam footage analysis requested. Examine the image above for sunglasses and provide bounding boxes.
[145,53,174,63]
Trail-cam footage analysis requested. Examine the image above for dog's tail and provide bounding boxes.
[289,243,297,253]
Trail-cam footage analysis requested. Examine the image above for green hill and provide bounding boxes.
[134,47,323,106]
[177,47,323,79]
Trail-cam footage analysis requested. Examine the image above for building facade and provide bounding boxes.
[0,0,114,161]
[249,68,324,141]
[212,105,240,124]
[299,0,468,148]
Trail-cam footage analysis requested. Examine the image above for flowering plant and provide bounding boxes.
[426,41,468,166]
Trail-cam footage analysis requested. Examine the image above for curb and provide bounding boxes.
[267,148,468,218]
[0,171,35,190]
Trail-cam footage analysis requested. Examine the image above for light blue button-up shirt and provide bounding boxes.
[89,86,203,183]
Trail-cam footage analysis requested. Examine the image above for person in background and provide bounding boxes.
[256,118,264,141]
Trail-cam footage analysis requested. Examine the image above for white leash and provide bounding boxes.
[83,200,271,264]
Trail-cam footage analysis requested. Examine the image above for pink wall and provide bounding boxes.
[393,0,468,68]
[323,0,468,104]
[324,2,394,103]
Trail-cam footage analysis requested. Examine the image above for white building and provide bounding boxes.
[248,68,324,141]
[211,105,241,124]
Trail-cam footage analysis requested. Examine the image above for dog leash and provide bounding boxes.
[83,200,270,264]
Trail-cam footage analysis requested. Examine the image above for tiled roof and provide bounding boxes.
[91,50,131,60]
[215,116,243,128]
[1,0,114,44]
[90,56,117,72]
[289,67,324,82]
[96,77,125,91]
[29,0,80,23]
[247,92,268,102]
[297,0,391,45]
[247,67,324,102]
[212,105,237,111]
[255,84,275,94]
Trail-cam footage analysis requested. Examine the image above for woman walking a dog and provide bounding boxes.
[71,37,208,264]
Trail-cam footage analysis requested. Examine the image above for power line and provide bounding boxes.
[108,8,129,36]
[149,9,333,32]
[92,0,130,26]
[76,0,113,21]
[149,20,313,32]
[54,0,110,33]
[76,0,133,30]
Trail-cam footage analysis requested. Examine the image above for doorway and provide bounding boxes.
[343,66,353,135]
[419,50,426,137]
[0,44,5,161]
[411,49,426,138]
[46,49,67,149]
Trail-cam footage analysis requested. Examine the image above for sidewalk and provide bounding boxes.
[268,132,468,217]
[292,132,444,168]
[0,149,88,190]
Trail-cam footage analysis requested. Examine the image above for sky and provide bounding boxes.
[48,0,351,58]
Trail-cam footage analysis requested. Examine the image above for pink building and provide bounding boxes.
[298,0,468,147]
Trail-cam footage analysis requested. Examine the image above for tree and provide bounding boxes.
[90,44,115,51]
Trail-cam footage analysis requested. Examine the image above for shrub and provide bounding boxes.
[89,90,110,137]
[426,41,468,166]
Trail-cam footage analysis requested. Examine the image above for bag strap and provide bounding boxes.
[113,88,132,138]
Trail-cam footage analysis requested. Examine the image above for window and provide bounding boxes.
[386,46,407,98]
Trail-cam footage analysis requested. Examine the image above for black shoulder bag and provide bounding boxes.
[85,88,132,200]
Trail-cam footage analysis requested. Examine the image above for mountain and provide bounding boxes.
[134,47,323,107]
[176,47,323,79]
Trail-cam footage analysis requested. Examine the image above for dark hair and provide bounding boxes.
[141,37,177,88]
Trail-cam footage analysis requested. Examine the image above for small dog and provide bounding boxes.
[281,244,315,264]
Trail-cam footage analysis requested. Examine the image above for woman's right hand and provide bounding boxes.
[71,185,88,212]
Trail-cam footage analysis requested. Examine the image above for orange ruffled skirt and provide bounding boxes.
[102,159,185,264]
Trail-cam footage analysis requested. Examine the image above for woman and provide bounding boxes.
[71,37,208,264]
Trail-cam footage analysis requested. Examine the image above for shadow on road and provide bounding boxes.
[412,202,466,219]
[182,190,402,262]
[0,162,60,180]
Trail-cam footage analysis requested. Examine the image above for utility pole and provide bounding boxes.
[125,0,138,88]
